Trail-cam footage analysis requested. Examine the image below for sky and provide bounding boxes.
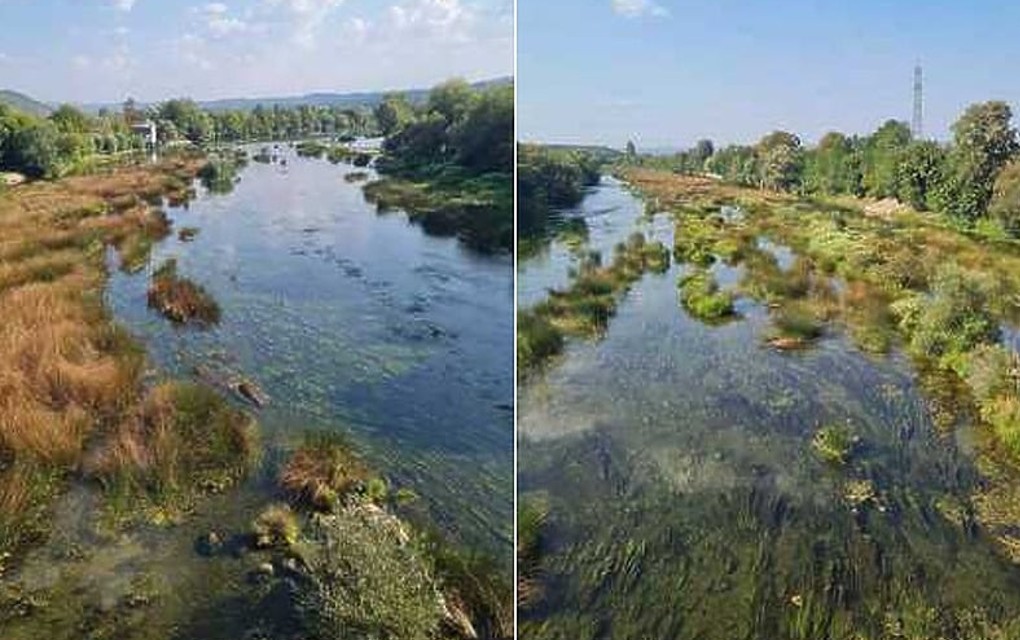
[519,0,1020,149]
[0,0,512,103]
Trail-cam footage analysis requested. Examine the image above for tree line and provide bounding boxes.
[630,100,1020,236]
[0,97,376,179]
[372,79,513,179]
[517,144,604,239]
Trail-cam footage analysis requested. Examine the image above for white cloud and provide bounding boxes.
[386,0,476,42]
[611,0,668,18]
[263,0,344,47]
[71,54,92,68]
[112,0,137,11]
[195,3,251,37]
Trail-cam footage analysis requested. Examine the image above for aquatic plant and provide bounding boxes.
[892,263,999,370]
[678,268,735,321]
[517,496,549,609]
[417,527,514,640]
[0,156,206,559]
[517,310,564,374]
[147,258,221,326]
[85,381,259,515]
[811,422,858,465]
[294,509,442,640]
[767,302,824,349]
[295,140,329,158]
[279,432,371,511]
[197,157,240,194]
[253,503,300,548]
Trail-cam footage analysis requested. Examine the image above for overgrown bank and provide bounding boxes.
[363,81,514,253]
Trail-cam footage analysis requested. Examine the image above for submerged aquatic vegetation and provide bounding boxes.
[147,258,221,326]
[678,268,735,322]
[811,423,859,465]
[279,432,371,511]
[516,495,549,609]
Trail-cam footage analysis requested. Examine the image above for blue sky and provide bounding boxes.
[519,0,1020,148]
[0,0,512,103]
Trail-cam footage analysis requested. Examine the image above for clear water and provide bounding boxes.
[0,146,512,639]
[518,178,1020,638]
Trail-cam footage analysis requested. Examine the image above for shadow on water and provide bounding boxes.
[518,178,1020,639]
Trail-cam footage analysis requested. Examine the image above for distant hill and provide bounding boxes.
[78,76,513,114]
[536,143,624,159]
[0,89,53,117]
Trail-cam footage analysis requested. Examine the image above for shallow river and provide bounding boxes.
[1,145,512,639]
[518,177,1020,639]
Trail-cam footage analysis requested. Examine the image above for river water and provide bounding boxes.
[1,145,512,639]
[518,177,1020,639]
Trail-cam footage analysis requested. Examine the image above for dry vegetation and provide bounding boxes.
[0,154,252,557]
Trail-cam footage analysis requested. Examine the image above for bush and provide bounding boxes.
[295,510,441,640]
[893,263,999,368]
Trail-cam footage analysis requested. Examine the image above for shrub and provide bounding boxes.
[295,510,441,640]
[893,263,999,369]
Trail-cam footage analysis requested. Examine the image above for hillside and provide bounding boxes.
[79,76,513,113]
[0,89,52,117]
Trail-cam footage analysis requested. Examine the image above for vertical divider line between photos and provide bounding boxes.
[511,0,519,634]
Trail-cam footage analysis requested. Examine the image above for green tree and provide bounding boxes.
[49,104,92,134]
[756,131,802,191]
[427,78,475,125]
[989,160,1020,236]
[938,101,1020,222]
[863,120,911,198]
[895,140,946,211]
[374,93,416,137]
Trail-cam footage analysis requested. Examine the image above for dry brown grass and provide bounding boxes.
[0,155,205,553]
[280,433,370,510]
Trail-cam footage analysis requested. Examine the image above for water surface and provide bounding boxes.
[518,177,1020,639]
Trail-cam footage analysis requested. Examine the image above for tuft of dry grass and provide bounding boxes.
[0,155,209,555]
[280,432,370,511]
[147,258,221,325]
